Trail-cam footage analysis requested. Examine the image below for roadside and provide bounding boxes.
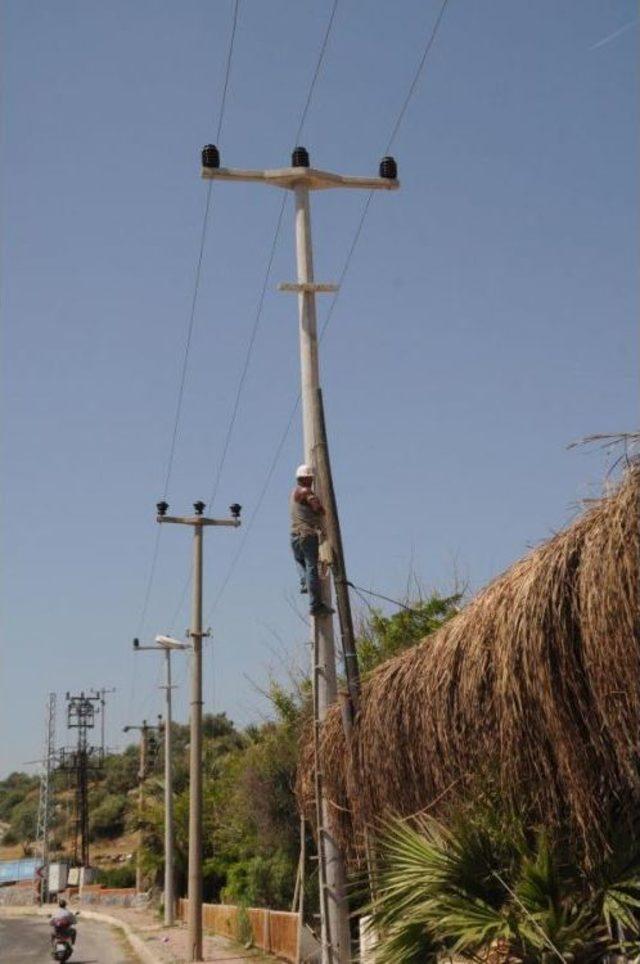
[83,904,282,963]
[0,903,280,963]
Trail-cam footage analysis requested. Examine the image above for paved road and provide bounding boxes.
[0,915,137,963]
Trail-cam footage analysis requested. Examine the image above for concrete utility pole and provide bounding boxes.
[36,693,57,904]
[133,635,189,926]
[94,687,116,755]
[123,717,162,894]
[201,145,398,964]
[156,499,241,962]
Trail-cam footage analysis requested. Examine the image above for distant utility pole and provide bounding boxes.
[94,687,116,755]
[123,716,162,894]
[156,499,241,962]
[201,145,399,964]
[133,635,189,925]
[36,692,57,904]
[58,692,104,867]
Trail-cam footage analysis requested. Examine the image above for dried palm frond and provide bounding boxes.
[297,463,640,867]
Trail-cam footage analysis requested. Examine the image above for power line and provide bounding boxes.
[207,400,299,619]
[294,0,339,144]
[206,0,340,514]
[162,0,241,503]
[132,0,241,657]
[168,0,342,629]
[383,0,450,155]
[346,580,421,614]
[207,194,289,513]
[207,0,451,614]
[215,0,241,144]
[166,195,287,633]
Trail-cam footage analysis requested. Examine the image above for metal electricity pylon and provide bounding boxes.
[200,145,399,963]
[35,692,57,903]
[156,499,241,961]
[58,691,104,867]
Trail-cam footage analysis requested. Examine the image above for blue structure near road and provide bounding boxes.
[0,858,40,883]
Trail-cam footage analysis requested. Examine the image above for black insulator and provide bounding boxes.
[193,500,206,516]
[379,155,398,180]
[202,144,220,169]
[157,501,169,517]
[291,146,310,168]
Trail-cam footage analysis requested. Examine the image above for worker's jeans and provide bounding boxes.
[291,533,321,610]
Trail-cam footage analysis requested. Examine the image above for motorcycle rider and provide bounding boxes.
[50,898,77,947]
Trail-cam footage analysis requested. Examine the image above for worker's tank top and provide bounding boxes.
[290,488,322,537]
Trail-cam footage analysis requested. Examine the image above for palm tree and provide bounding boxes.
[367,807,640,963]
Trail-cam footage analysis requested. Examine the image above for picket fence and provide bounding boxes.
[177,898,299,962]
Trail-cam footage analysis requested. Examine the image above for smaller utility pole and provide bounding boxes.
[36,693,57,904]
[94,687,116,755]
[133,635,188,925]
[123,717,162,894]
[157,499,241,962]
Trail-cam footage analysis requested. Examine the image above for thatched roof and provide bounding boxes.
[298,464,640,864]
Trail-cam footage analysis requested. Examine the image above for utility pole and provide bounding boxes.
[123,717,162,894]
[200,145,398,963]
[94,687,116,755]
[156,499,241,961]
[36,693,57,904]
[58,692,103,868]
[133,635,189,925]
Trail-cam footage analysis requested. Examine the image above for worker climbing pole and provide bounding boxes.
[201,143,399,964]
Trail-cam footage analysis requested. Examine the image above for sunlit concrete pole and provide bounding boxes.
[123,718,161,894]
[132,635,188,925]
[201,146,398,964]
[163,647,175,925]
[156,500,241,961]
[189,519,203,960]
[292,177,350,962]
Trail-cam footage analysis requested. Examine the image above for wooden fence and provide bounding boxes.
[177,898,299,962]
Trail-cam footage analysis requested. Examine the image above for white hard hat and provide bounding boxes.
[296,463,314,479]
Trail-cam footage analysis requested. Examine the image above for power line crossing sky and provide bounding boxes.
[2,0,637,773]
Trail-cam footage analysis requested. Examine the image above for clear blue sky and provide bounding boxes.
[2,0,637,775]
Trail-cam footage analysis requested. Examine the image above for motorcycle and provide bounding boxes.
[50,911,79,962]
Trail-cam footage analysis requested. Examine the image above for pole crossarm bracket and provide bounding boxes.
[278,282,339,294]
[158,515,241,528]
[201,165,399,193]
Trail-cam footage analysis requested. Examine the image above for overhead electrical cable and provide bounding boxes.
[167,195,288,633]
[206,0,450,618]
[163,0,241,507]
[166,0,342,631]
[129,1,242,720]
[207,0,340,515]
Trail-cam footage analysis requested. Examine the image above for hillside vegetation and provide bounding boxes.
[0,591,458,908]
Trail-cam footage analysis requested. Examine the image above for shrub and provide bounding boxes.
[2,827,18,845]
[89,794,127,839]
[95,863,136,888]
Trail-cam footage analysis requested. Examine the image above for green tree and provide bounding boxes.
[356,591,461,674]
[89,793,127,840]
